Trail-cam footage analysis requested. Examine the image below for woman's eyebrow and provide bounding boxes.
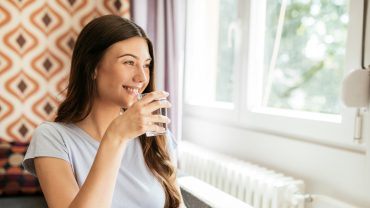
[117,53,152,61]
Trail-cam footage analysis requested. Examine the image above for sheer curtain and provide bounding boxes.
[130,0,186,141]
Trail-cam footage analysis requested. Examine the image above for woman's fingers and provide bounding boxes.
[138,91,169,105]
[145,99,171,114]
[134,91,171,114]
[145,123,166,134]
[146,114,171,124]
[119,91,171,137]
[139,114,170,135]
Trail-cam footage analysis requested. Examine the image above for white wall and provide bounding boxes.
[182,115,370,208]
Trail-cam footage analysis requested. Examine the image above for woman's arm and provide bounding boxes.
[35,137,127,208]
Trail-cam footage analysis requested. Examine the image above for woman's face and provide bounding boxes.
[95,37,151,108]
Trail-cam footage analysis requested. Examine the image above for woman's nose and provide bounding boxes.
[134,65,148,83]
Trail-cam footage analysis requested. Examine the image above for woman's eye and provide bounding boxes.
[124,61,135,66]
[144,64,150,68]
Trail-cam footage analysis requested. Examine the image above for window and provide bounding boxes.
[262,0,349,115]
[184,0,365,147]
[184,0,239,107]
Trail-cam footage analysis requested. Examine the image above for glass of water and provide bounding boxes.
[137,93,168,137]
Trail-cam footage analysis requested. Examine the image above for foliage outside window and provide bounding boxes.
[262,0,349,114]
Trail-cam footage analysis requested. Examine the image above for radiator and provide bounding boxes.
[178,141,306,208]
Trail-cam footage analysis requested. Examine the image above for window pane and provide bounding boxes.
[263,0,349,114]
[216,0,238,102]
[185,0,238,105]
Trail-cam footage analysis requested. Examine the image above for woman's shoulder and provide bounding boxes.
[34,121,72,135]
[24,122,72,176]
[36,121,66,130]
[32,121,75,145]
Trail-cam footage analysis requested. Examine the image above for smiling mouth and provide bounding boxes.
[122,85,140,96]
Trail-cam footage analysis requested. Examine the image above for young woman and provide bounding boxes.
[23,15,184,208]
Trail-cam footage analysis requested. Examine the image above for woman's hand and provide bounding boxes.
[104,91,171,143]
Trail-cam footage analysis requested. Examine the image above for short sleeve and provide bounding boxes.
[22,122,70,176]
[166,131,178,168]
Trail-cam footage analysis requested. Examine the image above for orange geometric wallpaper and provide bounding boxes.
[0,0,130,143]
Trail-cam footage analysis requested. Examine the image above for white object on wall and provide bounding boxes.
[341,68,370,108]
[341,68,370,143]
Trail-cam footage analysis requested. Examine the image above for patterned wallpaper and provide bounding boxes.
[0,0,130,143]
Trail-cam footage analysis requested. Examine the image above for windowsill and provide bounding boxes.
[249,107,342,123]
[178,176,252,208]
[183,112,367,154]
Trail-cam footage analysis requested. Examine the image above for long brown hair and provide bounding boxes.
[55,15,180,208]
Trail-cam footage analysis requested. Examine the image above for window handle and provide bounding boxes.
[354,109,363,143]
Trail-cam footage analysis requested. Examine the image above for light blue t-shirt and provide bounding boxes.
[23,122,178,208]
